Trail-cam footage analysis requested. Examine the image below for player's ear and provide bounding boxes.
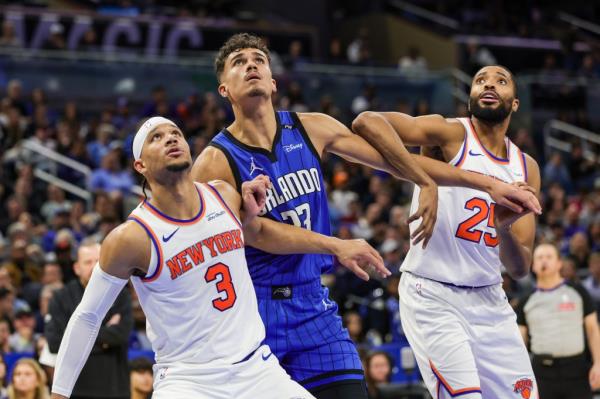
[512,98,519,113]
[271,78,277,94]
[218,83,228,98]
[133,159,146,175]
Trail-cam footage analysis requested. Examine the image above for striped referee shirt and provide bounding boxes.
[516,280,595,357]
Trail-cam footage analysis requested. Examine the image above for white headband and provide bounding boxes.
[133,116,177,161]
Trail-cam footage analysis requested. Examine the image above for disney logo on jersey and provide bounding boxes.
[207,210,226,222]
[249,157,264,176]
[283,143,303,153]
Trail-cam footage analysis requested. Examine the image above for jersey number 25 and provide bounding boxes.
[455,197,498,247]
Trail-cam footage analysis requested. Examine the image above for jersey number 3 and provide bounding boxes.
[205,263,237,311]
[455,197,498,247]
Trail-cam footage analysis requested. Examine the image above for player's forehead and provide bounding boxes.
[226,48,267,63]
[473,66,511,82]
[145,123,182,141]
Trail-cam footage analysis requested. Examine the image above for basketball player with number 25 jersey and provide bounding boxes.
[353,65,543,398]
[50,117,385,399]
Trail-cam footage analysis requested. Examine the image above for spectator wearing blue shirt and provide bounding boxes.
[88,149,134,195]
[87,123,115,168]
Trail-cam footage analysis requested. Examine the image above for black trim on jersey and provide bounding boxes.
[308,379,367,396]
[207,142,243,192]
[291,111,322,160]
[221,110,283,162]
[298,369,365,385]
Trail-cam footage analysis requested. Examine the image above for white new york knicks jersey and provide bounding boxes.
[401,117,528,287]
[127,182,264,366]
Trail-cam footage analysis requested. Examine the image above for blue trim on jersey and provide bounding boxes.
[521,150,528,181]
[127,217,162,281]
[301,373,365,390]
[453,130,468,166]
[143,187,204,223]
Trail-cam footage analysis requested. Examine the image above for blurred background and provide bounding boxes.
[0,0,598,398]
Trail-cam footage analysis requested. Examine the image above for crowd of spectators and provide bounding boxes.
[0,61,597,397]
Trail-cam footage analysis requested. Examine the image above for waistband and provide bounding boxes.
[254,279,323,298]
[405,271,497,290]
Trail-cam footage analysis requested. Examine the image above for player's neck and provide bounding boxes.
[471,116,510,158]
[147,177,200,220]
[131,390,150,399]
[536,274,564,290]
[228,100,277,150]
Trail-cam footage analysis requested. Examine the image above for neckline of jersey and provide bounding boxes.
[142,184,205,225]
[221,110,283,162]
[468,118,510,164]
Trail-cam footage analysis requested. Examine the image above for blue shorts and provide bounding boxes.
[255,281,364,390]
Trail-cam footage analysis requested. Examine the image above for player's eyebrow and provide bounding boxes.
[229,52,245,65]
[496,71,509,79]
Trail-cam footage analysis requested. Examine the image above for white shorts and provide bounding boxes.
[400,272,538,399]
[151,344,315,399]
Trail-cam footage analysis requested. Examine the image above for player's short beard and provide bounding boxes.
[248,87,267,97]
[468,95,513,123]
[166,160,191,172]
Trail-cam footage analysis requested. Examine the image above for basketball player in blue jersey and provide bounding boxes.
[352,66,542,397]
[192,35,541,399]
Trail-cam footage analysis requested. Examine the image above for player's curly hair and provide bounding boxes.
[214,33,271,82]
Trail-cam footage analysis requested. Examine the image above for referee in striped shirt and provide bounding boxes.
[516,243,600,399]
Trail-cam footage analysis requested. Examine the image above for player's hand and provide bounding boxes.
[241,175,271,219]
[333,238,390,281]
[488,181,542,215]
[590,362,600,390]
[408,182,438,248]
[494,205,531,231]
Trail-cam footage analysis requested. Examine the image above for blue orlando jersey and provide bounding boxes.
[210,111,333,287]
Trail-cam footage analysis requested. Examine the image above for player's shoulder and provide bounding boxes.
[101,220,150,267]
[193,145,236,187]
[296,112,342,130]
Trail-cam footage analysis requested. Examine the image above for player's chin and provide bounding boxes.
[165,160,191,172]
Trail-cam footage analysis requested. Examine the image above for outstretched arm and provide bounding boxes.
[210,177,390,281]
[352,111,542,214]
[51,224,146,399]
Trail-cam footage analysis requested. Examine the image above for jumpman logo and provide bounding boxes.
[249,157,264,176]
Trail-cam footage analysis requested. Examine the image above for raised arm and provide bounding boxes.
[51,223,147,399]
[210,178,390,281]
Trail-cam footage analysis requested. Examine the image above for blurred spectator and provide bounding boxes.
[347,27,370,64]
[79,28,99,52]
[88,150,134,195]
[0,106,27,150]
[0,320,10,353]
[40,186,71,225]
[344,310,366,346]
[398,46,427,75]
[351,85,379,116]
[142,86,169,117]
[42,23,66,51]
[129,357,153,399]
[583,253,600,312]
[328,38,346,64]
[259,37,284,76]
[5,80,27,116]
[283,40,308,71]
[543,152,572,193]
[365,351,393,399]
[7,358,49,399]
[466,38,497,75]
[561,256,579,283]
[0,21,20,48]
[86,123,115,168]
[9,306,39,353]
[568,232,591,270]
[45,240,132,399]
[281,82,309,113]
